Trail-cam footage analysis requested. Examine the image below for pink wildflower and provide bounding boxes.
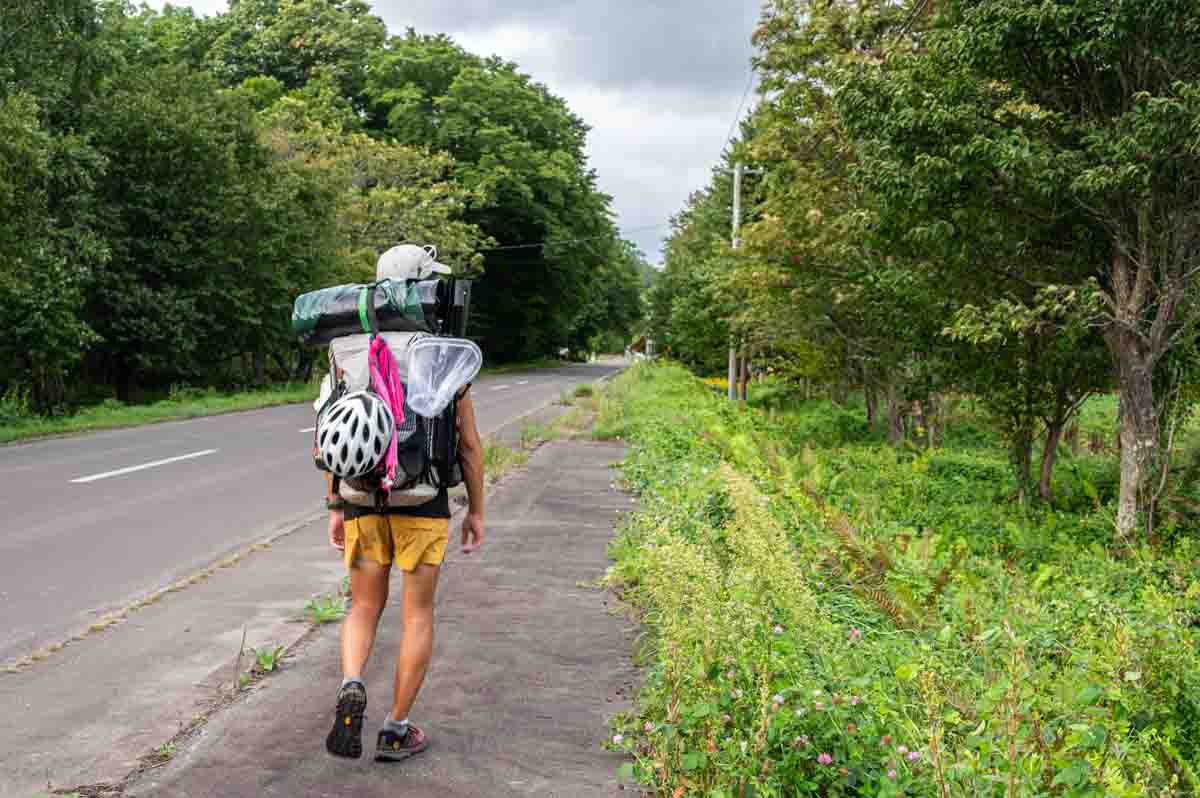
[887,769,897,781]
[773,694,785,705]
[644,721,653,732]
[831,693,842,706]
[850,695,861,706]
[847,723,857,734]
[907,751,921,762]
[612,734,623,745]
[773,625,784,636]
[723,713,732,724]
[881,735,894,746]
[897,745,908,755]
[848,627,863,643]
[814,701,825,711]
[817,753,834,765]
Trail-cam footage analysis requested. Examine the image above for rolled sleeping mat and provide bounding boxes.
[292,280,429,346]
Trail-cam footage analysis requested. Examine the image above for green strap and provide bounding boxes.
[357,287,370,334]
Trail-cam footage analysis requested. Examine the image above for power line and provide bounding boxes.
[721,68,757,159]
[477,222,671,253]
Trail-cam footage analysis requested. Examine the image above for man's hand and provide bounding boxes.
[461,512,485,554]
[328,510,345,551]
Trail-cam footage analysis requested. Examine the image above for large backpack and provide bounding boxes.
[314,336,463,509]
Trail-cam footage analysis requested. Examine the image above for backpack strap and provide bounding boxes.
[357,283,382,337]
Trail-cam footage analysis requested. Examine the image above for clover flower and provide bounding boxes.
[846,723,857,734]
[612,734,623,745]
[814,701,825,711]
[773,694,785,705]
[850,695,861,706]
[881,735,894,746]
[848,627,863,643]
[644,721,653,732]
[897,745,908,755]
[907,751,921,762]
[773,625,784,636]
[817,753,833,765]
[887,769,897,780]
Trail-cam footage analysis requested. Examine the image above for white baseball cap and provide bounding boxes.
[376,244,453,281]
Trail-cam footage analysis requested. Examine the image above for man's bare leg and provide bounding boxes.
[328,560,390,759]
[342,560,391,679]
[387,563,440,722]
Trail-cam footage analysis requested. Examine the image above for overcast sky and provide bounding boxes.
[146,0,762,263]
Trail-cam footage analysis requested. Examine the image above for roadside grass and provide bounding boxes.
[479,357,565,376]
[601,361,1200,797]
[483,437,531,481]
[0,381,321,445]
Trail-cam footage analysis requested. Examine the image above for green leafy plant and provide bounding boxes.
[251,644,286,674]
[602,363,1200,797]
[304,594,347,625]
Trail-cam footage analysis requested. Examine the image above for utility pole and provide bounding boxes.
[728,163,744,401]
[729,162,759,401]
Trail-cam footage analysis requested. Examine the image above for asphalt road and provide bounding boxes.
[0,361,622,665]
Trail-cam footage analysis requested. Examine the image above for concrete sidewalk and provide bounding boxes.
[127,440,637,798]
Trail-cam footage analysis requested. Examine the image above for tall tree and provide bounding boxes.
[0,93,105,409]
[205,0,386,105]
[836,0,1200,534]
[83,63,338,397]
[365,32,625,360]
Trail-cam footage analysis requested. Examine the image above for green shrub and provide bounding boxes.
[603,363,1200,797]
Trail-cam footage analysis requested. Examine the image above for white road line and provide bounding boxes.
[299,426,316,433]
[70,449,219,484]
[517,380,530,385]
[492,384,510,391]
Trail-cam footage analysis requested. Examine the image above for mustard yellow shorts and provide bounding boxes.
[343,514,449,572]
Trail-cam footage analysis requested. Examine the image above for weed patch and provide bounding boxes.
[603,362,1200,797]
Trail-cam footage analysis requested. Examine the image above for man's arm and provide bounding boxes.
[325,472,346,551]
[456,390,485,553]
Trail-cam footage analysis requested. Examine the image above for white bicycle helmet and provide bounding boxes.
[317,391,395,478]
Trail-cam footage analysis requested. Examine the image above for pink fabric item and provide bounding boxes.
[368,336,405,490]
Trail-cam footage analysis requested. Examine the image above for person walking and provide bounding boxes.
[322,244,486,763]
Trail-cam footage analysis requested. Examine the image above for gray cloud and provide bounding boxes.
[382,1,761,97]
[151,0,762,262]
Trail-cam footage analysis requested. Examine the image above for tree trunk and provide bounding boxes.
[885,383,905,446]
[253,350,266,387]
[865,385,879,428]
[115,361,134,404]
[738,355,749,401]
[1012,428,1035,506]
[1066,423,1079,456]
[1039,421,1066,504]
[929,394,944,449]
[1111,337,1160,539]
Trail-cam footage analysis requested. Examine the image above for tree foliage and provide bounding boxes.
[0,0,644,411]
[660,0,1200,535]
